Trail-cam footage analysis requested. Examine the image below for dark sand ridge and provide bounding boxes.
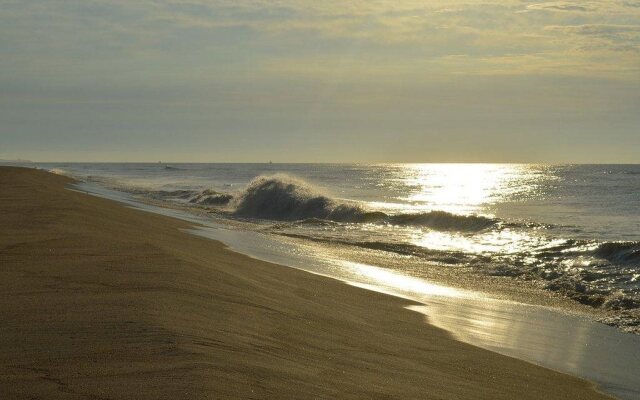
[0,167,612,399]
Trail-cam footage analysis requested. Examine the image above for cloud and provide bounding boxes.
[546,24,640,37]
[525,2,593,12]
[544,24,640,53]
[0,0,639,84]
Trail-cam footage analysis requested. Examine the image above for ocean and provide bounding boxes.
[37,162,640,334]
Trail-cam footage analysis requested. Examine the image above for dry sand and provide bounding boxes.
[0,167,613,399]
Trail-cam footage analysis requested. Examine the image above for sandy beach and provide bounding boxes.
[0,167,613,399]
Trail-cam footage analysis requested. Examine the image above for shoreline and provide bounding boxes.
[59,165,633,332]
[0,167,614,399]
[39,162,640,337]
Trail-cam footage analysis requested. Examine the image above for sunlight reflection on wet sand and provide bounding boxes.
[338,260,475,299]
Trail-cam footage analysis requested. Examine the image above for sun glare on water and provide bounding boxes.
[384,164,548,256]
[398,163,539,215]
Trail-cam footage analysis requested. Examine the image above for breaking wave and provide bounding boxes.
[232,175,497,231]
[233,175,363,221]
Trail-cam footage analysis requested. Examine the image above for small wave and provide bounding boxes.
[529,239,640,263]
[271,218,342,229]
[48,168,68,175]
[276,233,479,264]
[189,189,233,206]
[387,211,496,231]
[154,189,198,199]
[163,165,181,171]
[233,175,496,231]
[592,241,640,264]
[144,188,233,206]
[543,277,608,307]
[603,294,640,311]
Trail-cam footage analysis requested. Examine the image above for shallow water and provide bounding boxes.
[70,180,640,400]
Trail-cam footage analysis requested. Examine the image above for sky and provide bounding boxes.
[1,0,639,163]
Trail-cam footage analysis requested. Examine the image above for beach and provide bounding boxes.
[0,167,613,399]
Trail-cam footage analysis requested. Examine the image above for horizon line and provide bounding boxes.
[2,160,640,166]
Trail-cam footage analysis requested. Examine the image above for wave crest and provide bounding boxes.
[233,175,362,221]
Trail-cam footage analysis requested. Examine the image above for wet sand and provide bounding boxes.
[0,167,613,399]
